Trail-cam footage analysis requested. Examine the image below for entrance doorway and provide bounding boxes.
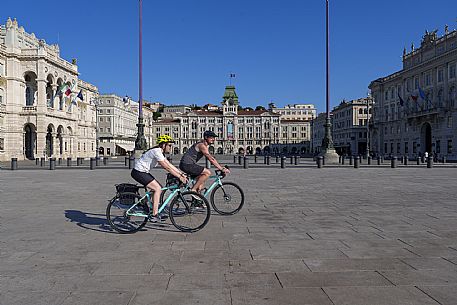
[421,122,432,154]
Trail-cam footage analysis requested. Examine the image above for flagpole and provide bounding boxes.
[319,0,338,163]
[135,0,147,151]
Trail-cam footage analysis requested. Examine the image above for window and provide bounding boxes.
[448,116,453,128]
[436,140,440,154]
[450,64,456,79]
[448,140,453,154]
[438,69,444,83]
[107,109,111,114]
[99,117,103,122]
[0,138,3,150]
[413,142,417,154]
[414,77,419,89]
[405,142,408,154]
[397,143,400,153]
[390,143,394,153]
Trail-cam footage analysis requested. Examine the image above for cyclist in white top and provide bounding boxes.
[131,135,187,222]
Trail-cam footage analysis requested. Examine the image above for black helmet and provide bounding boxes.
[203,130,217,138]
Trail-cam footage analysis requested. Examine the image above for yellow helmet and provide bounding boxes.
[156,134,175,145]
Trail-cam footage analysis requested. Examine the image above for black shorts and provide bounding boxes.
[131,169,155,186]
[179,162,204,177]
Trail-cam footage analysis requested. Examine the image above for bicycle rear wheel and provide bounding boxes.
[169,191,210,232]
[106,194,148,234]
[210,182,244,215]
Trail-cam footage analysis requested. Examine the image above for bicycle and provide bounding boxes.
[106,179,210,234]
[160,166,244,215]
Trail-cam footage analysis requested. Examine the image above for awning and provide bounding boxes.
[116,143,135,152]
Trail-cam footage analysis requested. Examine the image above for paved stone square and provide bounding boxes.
[1,164,457,305]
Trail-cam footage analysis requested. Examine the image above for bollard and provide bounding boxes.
[263,155,267,164]
[11,158,18,170]
[377,156,381,165]
[443,156,447,164]
[36,158,40,165]
[416,157,420,165]
[404,156,408,166]
[125,156,129,166]
[342,155,345,165]
[49,158,56,170]
[281,156,286,168]
[238,155,242,165]
[368,156,371,165]
[128,155,135,169]
[67,157,72,167]
[266,156,270,165]
[317,156,323,168]
[58,157,62,165]
[80,158,84,165]
[290,156,293,165]
[243,156,249,169]
[339,155,342,164]
[233,156,237,164]
[96,157,100,166]
[103,157,108,165]
[354,156,359,168]
[294,155,298,165]
[427,157,433,168]
[276,156,279,163]
[90,157,96,170]
[391,156,397,168]
[41,157,45,167]
[254,155,257,163]
[77,157,82,166]
[206,157,211,169]
[349,156,353,166]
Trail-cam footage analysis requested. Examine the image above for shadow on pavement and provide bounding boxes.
[65,210,115,233]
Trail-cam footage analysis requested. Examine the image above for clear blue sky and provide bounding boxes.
[2,0,457,112]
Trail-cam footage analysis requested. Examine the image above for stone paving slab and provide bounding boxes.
[2,166,457,304]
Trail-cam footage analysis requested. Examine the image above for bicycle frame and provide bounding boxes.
[126,185,183,217]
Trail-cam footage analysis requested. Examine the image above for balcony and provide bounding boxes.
[0,103,5,113]
[22,106,37,112]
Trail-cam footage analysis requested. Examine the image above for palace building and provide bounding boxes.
[0,18,98,161]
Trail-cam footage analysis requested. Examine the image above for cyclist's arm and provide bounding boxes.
[158,159,186,180]
[199,144,225,171]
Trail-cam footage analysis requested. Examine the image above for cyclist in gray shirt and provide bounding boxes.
[179,130,230,193]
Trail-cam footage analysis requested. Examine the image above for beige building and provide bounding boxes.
[270,103,316,121]
[332,98,372,156]
[97,94,156,156]
[0,18,98,161]
[369,28,457,160]
[311,112,328,154]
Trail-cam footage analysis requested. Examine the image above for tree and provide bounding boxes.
[153,112,162,121]
[244,107,254,111]
[255,105,266,111]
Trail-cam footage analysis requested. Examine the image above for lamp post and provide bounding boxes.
[366,94,371,158]
[319,0,339,163]
[92,98,100,160]
[135,0,147,151]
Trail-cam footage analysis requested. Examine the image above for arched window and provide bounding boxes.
[359,109,363,114]
[25,87,33,106]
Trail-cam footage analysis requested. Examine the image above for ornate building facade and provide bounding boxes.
[151,86,312,155]
[0,18,98,161]
[369,28,457,160]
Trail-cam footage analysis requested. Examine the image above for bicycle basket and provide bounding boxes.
[166,173,180,186]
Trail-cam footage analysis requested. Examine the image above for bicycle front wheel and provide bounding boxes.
[106,194,148,234]
[210,182,244,215]
[169,191,210,232]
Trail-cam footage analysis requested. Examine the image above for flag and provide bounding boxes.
[65,87,72,96]
[76,90,84,101]
[56,83,68,95]
[418,87,426,100]
[398,93,405,106]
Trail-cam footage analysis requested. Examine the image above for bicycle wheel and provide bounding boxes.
[210,182,244,215]
[169,191,210,232]
[106,194,148,234]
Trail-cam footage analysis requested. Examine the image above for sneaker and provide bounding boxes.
[148,214,164,223]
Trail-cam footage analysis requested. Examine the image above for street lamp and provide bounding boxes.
[92,98,101,161]
[366,93,371,158]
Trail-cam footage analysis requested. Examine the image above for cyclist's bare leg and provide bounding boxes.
[192,168,210,193]
[146,179,162,216]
